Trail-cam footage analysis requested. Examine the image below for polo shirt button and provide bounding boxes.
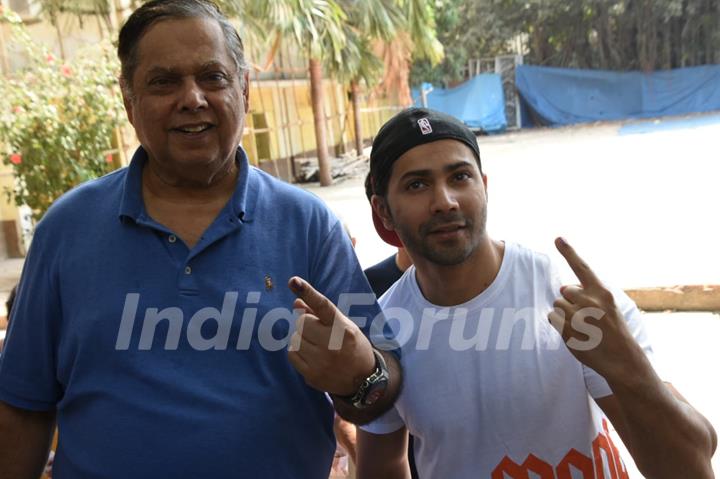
[168,234,177,243]
[184,266,192,275]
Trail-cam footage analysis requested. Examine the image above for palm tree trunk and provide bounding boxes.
[50,9,67,60]
[309,57,332,186]
[107,0,119,33]
[350,80,363,156]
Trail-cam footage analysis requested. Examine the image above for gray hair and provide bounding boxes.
[117,0,248,94]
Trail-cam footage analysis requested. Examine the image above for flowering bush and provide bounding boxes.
[0,7,126,220]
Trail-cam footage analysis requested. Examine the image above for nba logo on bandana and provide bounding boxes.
[418,118,433,135]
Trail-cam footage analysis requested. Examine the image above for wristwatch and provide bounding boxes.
[338,349,390,409]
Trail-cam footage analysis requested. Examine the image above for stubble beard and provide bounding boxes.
[393,205,488,267]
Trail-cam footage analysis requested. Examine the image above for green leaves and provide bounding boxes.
[412,0,720,83]
[234,0,440,89]
[0,11,125,221]
[345,0,401,41]
[400,0,444,64]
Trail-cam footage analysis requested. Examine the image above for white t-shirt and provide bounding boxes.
[363,242,658,478]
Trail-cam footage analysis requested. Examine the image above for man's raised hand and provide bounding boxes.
[548,237,644,381]
[287,276,375,396]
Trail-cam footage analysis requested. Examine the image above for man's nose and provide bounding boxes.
[179,79,208,111]
[430,184,459,214]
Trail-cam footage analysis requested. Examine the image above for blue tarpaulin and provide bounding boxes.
[516,64,720,127]
[412,74,507,132]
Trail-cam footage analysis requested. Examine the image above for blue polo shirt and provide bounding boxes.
[0,147,381,478]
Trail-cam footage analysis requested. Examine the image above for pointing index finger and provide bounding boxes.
[555,237,601,288]
[288,276,338,326]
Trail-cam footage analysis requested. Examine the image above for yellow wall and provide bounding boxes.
[245,78,400,165]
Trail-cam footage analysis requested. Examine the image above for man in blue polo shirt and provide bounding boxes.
[0,1,401,477]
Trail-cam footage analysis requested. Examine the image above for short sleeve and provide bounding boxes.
[0,223,63,410]
[584,287,662,399]
[308,219,401,356]
[359,404,405,435]
[309,219,382,334]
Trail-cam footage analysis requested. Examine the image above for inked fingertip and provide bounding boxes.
[289,277,305,292]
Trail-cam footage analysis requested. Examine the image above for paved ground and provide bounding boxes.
[0,115,718,474]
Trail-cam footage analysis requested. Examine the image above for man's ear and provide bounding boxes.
[242,71,250,113]
[371,194,395,231]
[119,78,135,126]
[482,173,488,199]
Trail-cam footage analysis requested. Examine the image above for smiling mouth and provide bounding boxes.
[173,124,214,134]
[430,224,466,235]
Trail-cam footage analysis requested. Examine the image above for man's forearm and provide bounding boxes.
[0,401,56,478]
[332,350,402,425]
[605,352,716,478]
[357,428,411,479]
[334,415,358,463]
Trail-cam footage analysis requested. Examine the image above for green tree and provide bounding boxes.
[380,0,444,102]
[410,0,464,87]
[238,0,348,186]
[411,0,720,87]
[237,0,442,184]
[334,0,443,151]
[332,0,402,155]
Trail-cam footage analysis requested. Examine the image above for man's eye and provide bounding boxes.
[149,77,174,87]
[454,172,471,181]
[407,180,426,190]
[204,72,228,83]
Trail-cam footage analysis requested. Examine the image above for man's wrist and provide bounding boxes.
[342,342,376,395]
[604,347,658,393]
[335,349,389,409]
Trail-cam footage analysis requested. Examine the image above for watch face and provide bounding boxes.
[363,378,389,406]
[365,389,384,406]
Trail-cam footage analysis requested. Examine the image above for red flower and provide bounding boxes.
[46,54,55,64]
[60,65,72,78]
[12,106,23,114]
[10,154,22,165]
[105,154,114,164]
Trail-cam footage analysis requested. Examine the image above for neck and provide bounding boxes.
[395,248,412,272]
[142,159,239,204]
[412,237,505,306]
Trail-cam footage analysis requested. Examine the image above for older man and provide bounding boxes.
[0,1,400,477]
[357,108,716,479]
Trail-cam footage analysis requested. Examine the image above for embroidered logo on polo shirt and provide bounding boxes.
[264,274,274,291]
[418,118,432,135]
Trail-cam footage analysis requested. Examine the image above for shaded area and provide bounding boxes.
[516,64,720,126]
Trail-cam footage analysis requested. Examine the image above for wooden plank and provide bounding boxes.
[625,285,720,312]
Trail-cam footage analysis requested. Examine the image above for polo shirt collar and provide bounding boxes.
[118,146,257,223]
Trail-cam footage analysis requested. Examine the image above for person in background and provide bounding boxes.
[362,176,419,479]
[363,175,413,299]
[364,248,412,299]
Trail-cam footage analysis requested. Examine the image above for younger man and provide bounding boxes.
[358,108,716,478]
